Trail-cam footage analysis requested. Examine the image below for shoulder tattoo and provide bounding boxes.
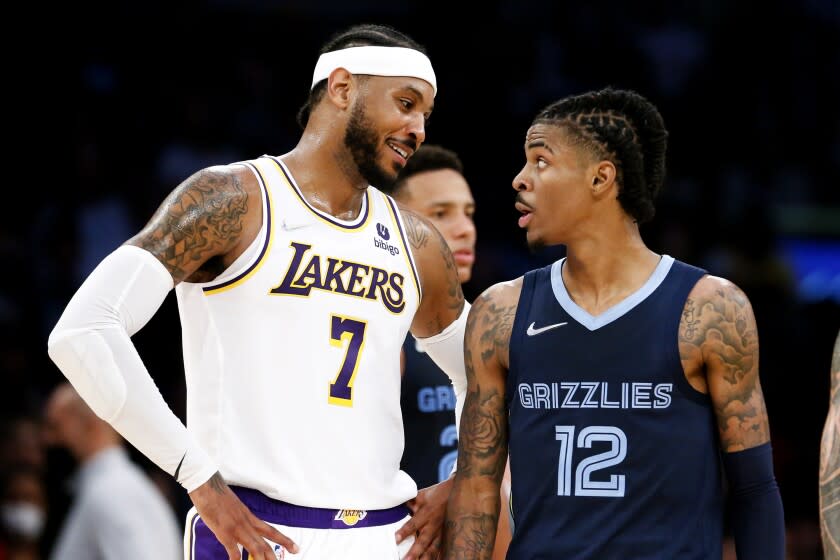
[401,210,431,251]
[468,288,518,371]
[131,168,248,283]
[679,279,769,450]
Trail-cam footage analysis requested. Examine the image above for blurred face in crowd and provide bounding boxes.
[42,384,91,458]
[1,469,46,541]
[395,168,476,282]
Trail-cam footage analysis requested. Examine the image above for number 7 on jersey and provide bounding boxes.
[328,315,367,406]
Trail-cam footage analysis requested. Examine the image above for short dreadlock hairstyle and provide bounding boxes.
[533,87,668,224]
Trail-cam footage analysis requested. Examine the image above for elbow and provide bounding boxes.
[45,326,128,422]
[47,323,73,367]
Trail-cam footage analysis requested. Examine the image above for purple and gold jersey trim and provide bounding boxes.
[186,508,200,559]
[384,194,422,306]
[232,486,409,529]
[265,155,371,231]
[202,161,274,295]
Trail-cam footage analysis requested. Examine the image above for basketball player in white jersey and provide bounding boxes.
[47,24,469,560]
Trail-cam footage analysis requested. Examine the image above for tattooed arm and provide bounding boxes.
[442,279,521,560]
[48,165,298,559]
[679,276,784,559]
[679,276,770,451]
[393,208,467,559]
[821,329,840,559]
[402,208,465,337]
[126,165,262,284]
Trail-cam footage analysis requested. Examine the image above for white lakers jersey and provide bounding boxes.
[175,155,422,509]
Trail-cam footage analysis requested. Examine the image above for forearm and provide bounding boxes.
[47,246,216,491]
[417,301,470,441]
[443,478,501,560]
[724,443,785,560]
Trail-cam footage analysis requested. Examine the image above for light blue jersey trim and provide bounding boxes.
[550,255,675,331]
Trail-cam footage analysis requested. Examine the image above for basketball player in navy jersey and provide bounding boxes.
[48,24,473,560]
[443,87,785,559]
[391,145,513,558]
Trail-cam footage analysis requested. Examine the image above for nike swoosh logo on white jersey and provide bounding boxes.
[526,321,568,336]
[281,219,309,231]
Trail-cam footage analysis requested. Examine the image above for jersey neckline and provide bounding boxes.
[550,255,675,331]
[265,154,371,230]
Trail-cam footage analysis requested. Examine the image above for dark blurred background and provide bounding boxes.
[2,0,838,558]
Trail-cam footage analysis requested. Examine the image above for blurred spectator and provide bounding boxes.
[1,466,47,560]
[42,383,180,560]
[0,419,45,475]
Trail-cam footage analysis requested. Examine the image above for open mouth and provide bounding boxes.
[386,141,413,165]
[515,201,534,228]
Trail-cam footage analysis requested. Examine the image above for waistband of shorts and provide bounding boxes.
[230,486,411,529]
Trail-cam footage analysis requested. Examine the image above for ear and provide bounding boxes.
[326,67,354,109]
[590,160,617,198]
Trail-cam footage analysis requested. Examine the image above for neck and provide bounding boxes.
[561,217,660,315]
[284,124,369,220]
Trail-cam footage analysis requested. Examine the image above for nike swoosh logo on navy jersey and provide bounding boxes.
[526,321,568,336]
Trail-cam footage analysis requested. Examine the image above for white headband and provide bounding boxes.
[311,46,437,97]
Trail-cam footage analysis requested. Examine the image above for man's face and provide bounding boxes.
[396,169,476,283]
[512,124,595,251]
[343,76,434,190]
[42,388,85,453]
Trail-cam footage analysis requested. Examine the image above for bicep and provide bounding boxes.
[689,277,771,452]
[403,210,464,338]
[125,165,254,284]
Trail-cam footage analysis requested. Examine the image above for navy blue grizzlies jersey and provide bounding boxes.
[400,336,458,488]
[507,256,723,559]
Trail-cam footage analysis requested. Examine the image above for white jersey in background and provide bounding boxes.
[175,155,422,509]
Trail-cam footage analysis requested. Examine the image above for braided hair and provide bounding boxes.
[534,88,668,224]
[296,24,427,129]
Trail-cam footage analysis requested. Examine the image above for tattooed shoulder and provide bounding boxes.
[681,275,769,451]
[468,279,523,370]
[833,330,840,407]
[126,165,257,283]
[680,276,756,368]
[399,207,433,251]
[401,206,465,336]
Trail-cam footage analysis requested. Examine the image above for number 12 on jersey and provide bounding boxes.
[555,425,627,497]
[328,315,367,407]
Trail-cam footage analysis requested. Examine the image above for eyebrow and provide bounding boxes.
[425,201,475,209]
[405,85,434,114]
[526,140,553,152]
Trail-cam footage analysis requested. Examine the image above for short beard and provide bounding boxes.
[344,101,396,190]
[526,236,546,254]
